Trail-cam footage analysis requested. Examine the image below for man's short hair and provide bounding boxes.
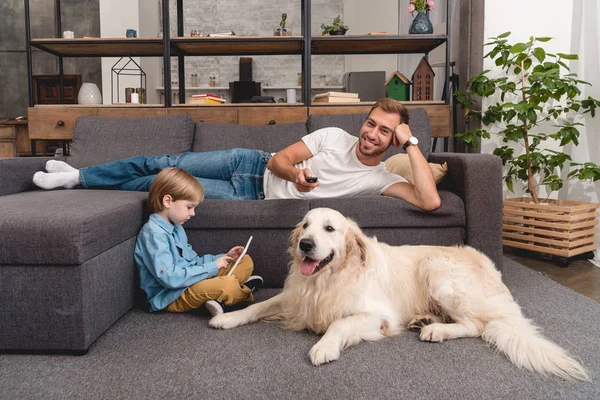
[368,98,410,125]
[148,167,204,213]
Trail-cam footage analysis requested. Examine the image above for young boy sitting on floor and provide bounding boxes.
[134,167,262,316]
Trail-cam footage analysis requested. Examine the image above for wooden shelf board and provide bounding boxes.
[30,35,445,57]
[30,38,165,57]
[172,103,307,107]
[33,104,165,108]
[311,34,447,55]
[171,36,304,56]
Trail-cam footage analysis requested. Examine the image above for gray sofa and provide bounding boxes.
[0,110,502,353]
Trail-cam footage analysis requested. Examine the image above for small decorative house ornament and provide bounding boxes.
[411,57,435,101]
[385,71,411,101]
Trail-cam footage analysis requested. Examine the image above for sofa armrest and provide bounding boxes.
[429,152,503,269]
[0,157,63,196]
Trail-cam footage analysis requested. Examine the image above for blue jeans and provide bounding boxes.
[79,149,272,200]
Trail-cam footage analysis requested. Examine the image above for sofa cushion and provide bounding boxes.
[192,121,308,153]
[385,153,448,185]
[0,190,147,265]
[185,199,310,229]
[67,114,195,168]
[307,108,432,160]
[308,190,464,229]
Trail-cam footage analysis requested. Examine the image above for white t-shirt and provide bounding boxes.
[263,128,407,200]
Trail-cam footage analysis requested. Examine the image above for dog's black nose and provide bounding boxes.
[299,238,314,253]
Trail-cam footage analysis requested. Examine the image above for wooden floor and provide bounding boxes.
[504,248,600,304]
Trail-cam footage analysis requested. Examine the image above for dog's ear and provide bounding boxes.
[344,218,368,263]
[290,220,304,249]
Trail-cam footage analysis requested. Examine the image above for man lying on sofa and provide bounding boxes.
[32,98,440,211]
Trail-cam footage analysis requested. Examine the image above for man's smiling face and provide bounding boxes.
[358,108,400,157]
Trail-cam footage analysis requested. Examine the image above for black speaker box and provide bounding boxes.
[239,57,253,81]
[229,81,261,103]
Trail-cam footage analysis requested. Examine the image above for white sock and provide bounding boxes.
[33,171,80,189]
[46,160,78,173]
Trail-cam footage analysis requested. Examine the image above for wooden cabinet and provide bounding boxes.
[28,107,97,140]
[237,106,307,125]
[309,103,451,138]
[0,125,17,157]
[96,108,167,118]
[168,107,237,124]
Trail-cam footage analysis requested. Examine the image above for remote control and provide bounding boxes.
[306,176,318,183]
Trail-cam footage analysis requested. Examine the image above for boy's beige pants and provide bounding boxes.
[166,255,254,313]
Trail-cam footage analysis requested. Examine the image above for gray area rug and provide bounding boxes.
[1,257,599,400]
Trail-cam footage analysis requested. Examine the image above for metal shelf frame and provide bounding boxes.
[24,0,451,108]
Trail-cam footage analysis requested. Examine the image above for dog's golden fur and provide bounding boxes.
[210,208,588,380]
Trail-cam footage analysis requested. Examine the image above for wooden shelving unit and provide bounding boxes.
[25,0,452,108]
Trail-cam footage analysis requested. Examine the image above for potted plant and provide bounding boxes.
[274,13,291,36]
[321,15,349,36]
[455,32,600,260]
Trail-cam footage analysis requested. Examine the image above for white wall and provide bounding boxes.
[342,0,398,79]
[99,0,141,104]
[138,0,161,104]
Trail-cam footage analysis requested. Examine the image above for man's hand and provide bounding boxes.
[295,168,320,192]
[215,255,234,270]
[393,123,412,149]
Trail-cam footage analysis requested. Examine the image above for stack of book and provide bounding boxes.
[313,91,360,103]
[189,93,226,105]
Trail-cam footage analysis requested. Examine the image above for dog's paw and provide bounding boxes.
[408,313,441,331]
[309,342,340,366]
[208,313,244,329]
[419,323,447,342]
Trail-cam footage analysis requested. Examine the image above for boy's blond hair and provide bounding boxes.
[368,98,410,125]
[148,167,204,213]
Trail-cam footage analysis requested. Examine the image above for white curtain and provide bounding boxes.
[565,0,600,251]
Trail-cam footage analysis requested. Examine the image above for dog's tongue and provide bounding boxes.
[300,258,320,276]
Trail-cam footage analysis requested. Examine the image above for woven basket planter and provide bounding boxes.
[502,197,599,258]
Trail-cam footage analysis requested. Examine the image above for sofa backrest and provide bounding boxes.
[192,121,308,153]
[306,108,432,160]
[67,114,195,168]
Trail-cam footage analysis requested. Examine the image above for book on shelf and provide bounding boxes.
[207,31,236,37]
[313,91,359,99]
[313,96,361,103]
[189,94,226,104]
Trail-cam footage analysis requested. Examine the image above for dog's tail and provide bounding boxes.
[482,316,589,381]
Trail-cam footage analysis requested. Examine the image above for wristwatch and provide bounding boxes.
[402,136,419,150]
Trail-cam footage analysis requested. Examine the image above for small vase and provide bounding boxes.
[78,83,102,104]
[409,11,433,34]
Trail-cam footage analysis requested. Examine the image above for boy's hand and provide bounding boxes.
[216,255,234,270]
[226,246,244,259]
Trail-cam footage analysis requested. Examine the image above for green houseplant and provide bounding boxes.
[455,32,600,260]
[455,32,600,204]
[274,13,291,36]
[321,15,348,36]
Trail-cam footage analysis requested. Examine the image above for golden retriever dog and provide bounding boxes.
[210,208,588,381]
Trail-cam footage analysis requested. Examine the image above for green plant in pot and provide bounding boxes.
[274,13,291,36]
[455,32,600,205]
[321,15,348,36]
